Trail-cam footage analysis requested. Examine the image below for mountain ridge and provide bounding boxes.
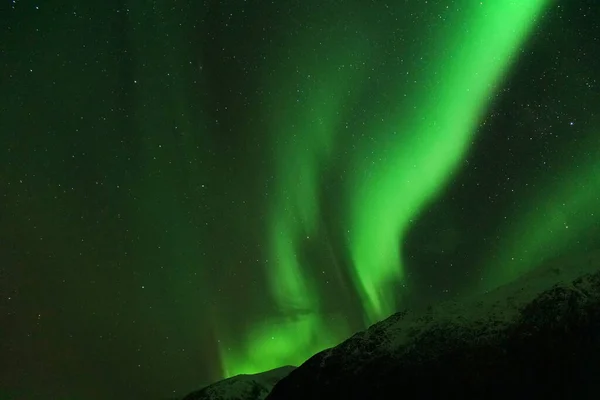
[266,249,600,399]
[181,249,600,399]
[181,365,295,400]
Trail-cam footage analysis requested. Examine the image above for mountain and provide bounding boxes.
[265,249,600,399]
[181,366,295,400]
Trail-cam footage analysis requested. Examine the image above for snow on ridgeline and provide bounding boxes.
[328,249,600,360]
[181,365,296,400]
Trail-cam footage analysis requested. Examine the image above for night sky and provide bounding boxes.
[1,0,599,398]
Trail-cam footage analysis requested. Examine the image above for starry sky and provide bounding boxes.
[1,0,599,399]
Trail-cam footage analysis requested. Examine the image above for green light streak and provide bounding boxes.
[346,1,550,323]
[219,9,371,377]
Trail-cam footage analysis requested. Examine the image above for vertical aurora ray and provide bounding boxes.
[345,1,550,324]
[264,29,370,315]
[481,127,600,290]
[218,7,373,376]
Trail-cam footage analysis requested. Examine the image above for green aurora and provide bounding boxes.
[218,0,553,377]
[2,1,599,398]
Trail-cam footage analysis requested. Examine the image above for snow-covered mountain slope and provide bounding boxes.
[266,249,600,399]
[181,365,295,400]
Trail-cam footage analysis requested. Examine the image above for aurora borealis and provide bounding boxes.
[1,1,599,399]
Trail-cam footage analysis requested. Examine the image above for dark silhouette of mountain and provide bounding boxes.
[266,249,600,399]
[181,365,295,400]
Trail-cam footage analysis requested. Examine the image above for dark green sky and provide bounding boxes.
[1,0,599,399]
